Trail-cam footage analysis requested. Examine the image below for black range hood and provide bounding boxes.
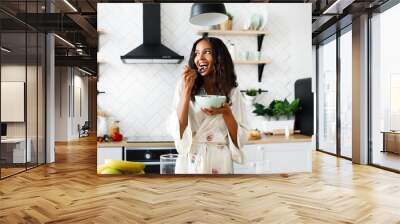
[121,4,184,64]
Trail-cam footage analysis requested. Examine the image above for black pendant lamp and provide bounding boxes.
[190,3,228,26]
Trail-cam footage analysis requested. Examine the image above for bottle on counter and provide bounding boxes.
[109,120,120,136]
[109,120,123,142]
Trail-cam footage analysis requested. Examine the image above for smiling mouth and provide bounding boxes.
[198,62,208,73]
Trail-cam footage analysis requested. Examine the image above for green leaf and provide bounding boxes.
[246,88,258,96]
[272,101,285,118]
[252,103,266,116]
[290,98,301,115]
[252,98,301,118]
[265,107,274,117]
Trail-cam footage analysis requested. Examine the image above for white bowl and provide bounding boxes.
[195,95,226,109]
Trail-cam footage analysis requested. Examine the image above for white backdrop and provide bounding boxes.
[97,3,312,137]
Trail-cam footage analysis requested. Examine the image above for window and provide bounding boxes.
[370,2,400,171]
[340,29,352,158]
[0,1,47,179]
[318,37,337,155]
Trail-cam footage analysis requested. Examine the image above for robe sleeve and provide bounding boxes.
[167,80,193,155]
[227,88,249,165]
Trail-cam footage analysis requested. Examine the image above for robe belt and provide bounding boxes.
[191,131,228,146]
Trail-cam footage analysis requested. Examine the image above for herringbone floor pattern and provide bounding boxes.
[1,136,400,223]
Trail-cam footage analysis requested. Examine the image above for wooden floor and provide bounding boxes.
[1,167,26,177]
[1,163,45,178]
[373,151,400,171]
[1,137,400,223]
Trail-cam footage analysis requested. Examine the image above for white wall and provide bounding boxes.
[72,73,89,138]
[54,67,89,141]
[97,3,312,137]
[55,67,68,141]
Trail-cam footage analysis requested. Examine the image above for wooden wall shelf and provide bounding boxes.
[234,60,271,64]
[197,29,269,51]
[198,29,271,82]
[197,30,270,36]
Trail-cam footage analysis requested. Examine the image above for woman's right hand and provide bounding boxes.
[182,65,196,95]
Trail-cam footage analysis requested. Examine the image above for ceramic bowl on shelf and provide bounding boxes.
[195,95,226,109]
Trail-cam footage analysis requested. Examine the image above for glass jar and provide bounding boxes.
[109,120,120,136]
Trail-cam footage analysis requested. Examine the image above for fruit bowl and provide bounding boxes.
[195,95,226,109]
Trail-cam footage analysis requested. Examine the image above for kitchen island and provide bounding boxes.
[97,134,313,174]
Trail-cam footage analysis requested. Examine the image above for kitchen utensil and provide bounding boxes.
[195,95,226,109]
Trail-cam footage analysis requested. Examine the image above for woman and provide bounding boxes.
[168,37,248,174]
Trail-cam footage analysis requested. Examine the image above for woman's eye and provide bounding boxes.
[204,50,212,54]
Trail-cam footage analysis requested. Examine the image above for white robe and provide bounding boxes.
[168,81,248,174]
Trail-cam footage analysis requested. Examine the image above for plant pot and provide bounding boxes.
[243,94,257,105]
[220,20,232,31]
[262,118,295,135]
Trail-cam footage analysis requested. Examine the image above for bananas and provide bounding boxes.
[97,160,146,175]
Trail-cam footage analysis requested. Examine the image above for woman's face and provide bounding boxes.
[194,40,214,76]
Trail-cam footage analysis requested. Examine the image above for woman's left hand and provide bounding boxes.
[201,103,232,117]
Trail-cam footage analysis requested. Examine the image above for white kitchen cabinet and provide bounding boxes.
[234,142,313,174]
[97,147,123,166]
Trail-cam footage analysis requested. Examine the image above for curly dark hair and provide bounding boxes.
[188,37,238,103]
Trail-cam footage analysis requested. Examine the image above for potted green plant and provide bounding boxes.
[252,98,301,134]
[221,12,233,31]
[243,88,258,104]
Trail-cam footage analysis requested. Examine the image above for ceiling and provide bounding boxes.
[0,0,393,75]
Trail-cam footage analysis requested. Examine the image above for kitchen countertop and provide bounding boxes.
[98,141,175,148]
[246,134,312,145]
[97,134,312,148]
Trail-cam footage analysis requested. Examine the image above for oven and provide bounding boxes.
[125,147,177,174]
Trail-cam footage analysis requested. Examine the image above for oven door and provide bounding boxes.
[125,147,177,174]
